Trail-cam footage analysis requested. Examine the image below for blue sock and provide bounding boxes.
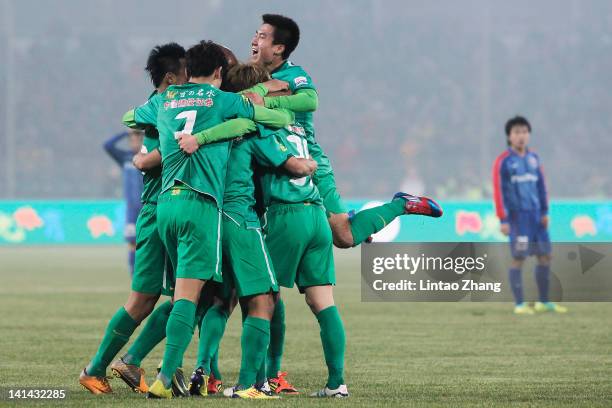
[535,265,550,303]
[509,268,523,305]
[128,249,135,278]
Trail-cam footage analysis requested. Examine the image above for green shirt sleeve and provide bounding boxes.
[253,106,294,128]
[240,83,269,97]
[123,95,160,128]
[251,133,292,168]
[263,88,318,112]
[193,118,256,145]
[122,109,138,128]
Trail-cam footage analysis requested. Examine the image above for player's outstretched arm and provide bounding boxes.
[252,105,294,128]
[242,79,290,97]
[263,88,318,112]
[177,118,258,154]
[283,157,318,177]
[133,149,161,171]
[192,119,257,146]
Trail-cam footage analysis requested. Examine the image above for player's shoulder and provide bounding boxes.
[163,83,204,98]
[214,88,249,105]
[527,149,541,160]
[494,149,512,165]
[284,60,310,74]
[526,149,542,169]
[276,61,312,82]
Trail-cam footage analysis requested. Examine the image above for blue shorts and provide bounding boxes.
[508,211,551,259]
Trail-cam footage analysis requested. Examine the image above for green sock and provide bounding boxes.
[349,199,405,245]
[159,299,196,388]
[317,305,345,389]
[210,349,222,380]
[255,352,267,384]
[238,317,270,387]
[123,300,172,367]
[266,299,285,378]
[87,307,138,377]
[195,305,228,374]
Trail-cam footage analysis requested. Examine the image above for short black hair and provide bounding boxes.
[145,43,186,88]
[185,40,228,79]
[262,14,300,59]
[505,115,531,136]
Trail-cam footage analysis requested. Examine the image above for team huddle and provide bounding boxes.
[79,14,442,399]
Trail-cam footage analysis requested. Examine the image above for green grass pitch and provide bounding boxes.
[1,246,611,407]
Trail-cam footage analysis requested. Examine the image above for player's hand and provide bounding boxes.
[541,215,549,229]
[262,79,289,93]
[500,223,510,236]
[244,92,265,106]
[306,158,318,174]
[132,153,146,171]
[177,134,199,154]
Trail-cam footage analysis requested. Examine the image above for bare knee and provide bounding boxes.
[328,213,353,248]
[242,293,275,320]
[124,291,160,323]
[511,258,524,269]
[174,278,206,304]
[304,285,335,314]
[212,290,237,316]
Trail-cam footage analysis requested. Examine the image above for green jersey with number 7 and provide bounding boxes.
[130,83,254,208]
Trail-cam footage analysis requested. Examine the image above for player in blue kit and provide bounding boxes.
[492,116,567,315]
[103,130,144,276]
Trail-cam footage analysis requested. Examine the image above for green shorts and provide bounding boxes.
[308,139,348,216]
[131,203,174,296]
[221,214,278,298]
[263,203,335,291]
[156,188,223,283]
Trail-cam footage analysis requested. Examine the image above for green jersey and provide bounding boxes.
[223,132,291,224]
[139,92,163,204]
[270,61,316,142]
[133,83,254,207]
[256,124,322,207]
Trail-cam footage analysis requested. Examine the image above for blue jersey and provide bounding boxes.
[103,132,143,224]
[492,148,548,223]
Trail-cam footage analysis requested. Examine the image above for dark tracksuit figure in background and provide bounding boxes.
[104,130,144,277]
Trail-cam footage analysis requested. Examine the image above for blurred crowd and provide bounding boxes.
[2,0,611,200]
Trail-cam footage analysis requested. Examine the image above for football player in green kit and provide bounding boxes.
[123,40,295,399]
[79,43,188,395]
[180,63,319,399]
[246,14,443,395]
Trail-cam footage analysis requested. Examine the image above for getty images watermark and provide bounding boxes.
[361,243,611,302]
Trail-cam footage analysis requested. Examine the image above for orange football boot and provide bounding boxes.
[79,368,112,394]
[268,371,299,394]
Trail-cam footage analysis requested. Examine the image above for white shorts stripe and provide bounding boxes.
[215,211,222,276]
[256,229,276,286]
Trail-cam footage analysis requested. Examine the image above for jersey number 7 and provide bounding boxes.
[173,110,197,139]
